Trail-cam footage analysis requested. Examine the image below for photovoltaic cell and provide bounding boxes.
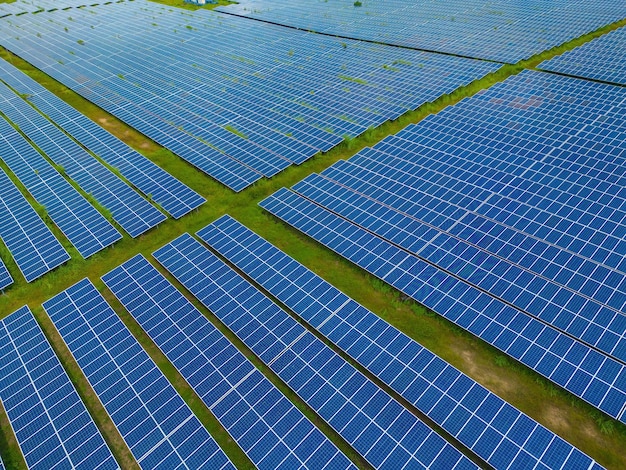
[153,234,479,470]
[0,82,167,238]
[103,254,358,470]
[0,306,119,470]
[260,188,626,426]
[0,57,206,220]
[0,167,70,282]
[199,214,604,470]
[0,116,121,258]
[42,279,235,470]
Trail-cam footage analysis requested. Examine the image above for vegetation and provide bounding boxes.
[223,124,248,139]
[1,12,626,470]
[338,73,368,85]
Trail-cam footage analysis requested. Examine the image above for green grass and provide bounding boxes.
[2,13,626,470]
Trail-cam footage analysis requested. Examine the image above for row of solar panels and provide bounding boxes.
[539,25,626,86]
[259,70,626,427]
[0,58,205,290]
[1,215,601,469]
[0,0,500,191]
[215,0,626,64]
[0,0,128,16]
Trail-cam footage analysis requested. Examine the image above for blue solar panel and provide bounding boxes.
[216,0,626,63]
[199,214,604,470]
[0,116,121,258]
[260,188,626,426]
[0,257,13,291]
[152,234,479,470]
[0,452,4,470]
[0,58,205,219]
[0,82,166,238]
[0,306,119,470]
[102,254,358,470]
[539,26,626,86]
[0,167,70,282]
[0,1,499,191]
[42,279,235,470]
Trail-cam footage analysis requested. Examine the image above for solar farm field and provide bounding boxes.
[0,0,625,469]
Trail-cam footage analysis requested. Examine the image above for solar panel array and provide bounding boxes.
[199,214,605,470]
[153,234,480,470]
[0,0,499,190]
[216,0,626,63]
[0,306,119,470]
[42,279,235,470]
[0,82,167,238]
[539,26,626,86]
[0,58,206,220]
[260,188,626,426]
[0,167,69,282]
[0,0,126,16]
[103,255,358,470]
[0,116,122,258]
[260,70,626,420]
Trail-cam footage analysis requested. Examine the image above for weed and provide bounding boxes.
[224,124,248,139]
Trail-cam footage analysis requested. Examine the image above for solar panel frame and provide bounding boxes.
[102,254,358,470]
[199,214,604,470]
[0,305,120,470]
[42,278,235,470]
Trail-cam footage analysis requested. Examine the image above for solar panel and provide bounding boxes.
[0,58,205,219]
[152,234,480,470]
[0,82,167,238]
[42,278,235,470]
[260,188,626,426]
[102,254,358,470]
[0,306,119,470]
[199,214,604,470]
[215,0,626,63]
[0,116,122,258]
[0,0,499,191]
[539,26,626,86]
[0,453,4,470]
[0,257,13,291]
[0,167,70,282]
